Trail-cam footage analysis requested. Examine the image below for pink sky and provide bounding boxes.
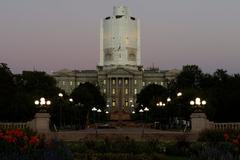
[1,0,240,74]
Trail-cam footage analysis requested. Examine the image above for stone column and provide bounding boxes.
[33,113,51,133]
[190,112,209,132]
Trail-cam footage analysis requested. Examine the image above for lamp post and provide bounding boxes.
[144,106,149,125]
[176,92,183,128]
[156,101,166,129]
[190,97,206,113]
[34,97,51,112]
[139,109,144,136]
[58,93,63,129]
[34,97,51,132]
[92,107,97,136]
[97,108,102,123]
[190,97,207,132]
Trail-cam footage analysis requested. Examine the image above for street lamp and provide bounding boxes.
[167,97,171,102]
[139,109,144,136]
[58,92,64,129]
[97,109,102,123]
[190,97,207,112]
[34,97,51,112]
[177,92,182,97]
[144,107,149,112]
[156,100,168,129]
[92,107,97,136]
[144,107,149,124]
[156,101,166,107]
[58,93,63,97]
[139,107,149,136]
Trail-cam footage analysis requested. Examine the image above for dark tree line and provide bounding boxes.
[0,63,106,129]
[137,65,240,123]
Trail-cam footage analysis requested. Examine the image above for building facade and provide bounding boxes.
[52,6,180,119]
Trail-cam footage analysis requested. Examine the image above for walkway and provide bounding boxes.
[51,127,198,141]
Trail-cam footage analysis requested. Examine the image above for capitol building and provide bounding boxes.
[53,5,180,118]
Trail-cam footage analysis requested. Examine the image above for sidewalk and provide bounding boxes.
[50,128,198,141]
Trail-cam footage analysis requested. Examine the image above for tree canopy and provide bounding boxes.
[0,64,62,122]
[137,64,240,123]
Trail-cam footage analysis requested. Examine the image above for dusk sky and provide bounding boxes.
[1,0,240,74]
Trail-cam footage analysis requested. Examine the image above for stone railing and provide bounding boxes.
[0,113,50,133]
[191,113,240,132]
[209,122,240,130]
[0,121,34,130]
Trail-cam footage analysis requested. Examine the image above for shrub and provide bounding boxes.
[198,129,226,142]
[195,130,240,159]
[189,142,238,160]
[68,137,170,154]
[0,128,73,160]
[74,153,168,160]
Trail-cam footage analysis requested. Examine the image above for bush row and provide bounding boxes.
[0,128,73,160]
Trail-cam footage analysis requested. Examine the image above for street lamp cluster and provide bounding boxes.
[138,106,150,136]
[156,97,172,107]
[156,102,166,107]
[91,107,104,136]
[58,92,79,130]
[34,97,51,112]
[190,97,207,112]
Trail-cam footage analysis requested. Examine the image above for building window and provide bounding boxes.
[112,100,116,107]
[62,81,65,85]
[125,101,129,107]
[119,79,122,84]
[103,80,106,85]
[112,88,115,95]
[125,88,128,94]
[143,82,145,86]
[103,89,106,93]
[134,79,137,85]
[70,81,73,86]
[125,79,128,85]
[112,79,115,85]
[134,88,137,94]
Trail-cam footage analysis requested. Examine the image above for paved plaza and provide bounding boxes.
[53,127,198,141]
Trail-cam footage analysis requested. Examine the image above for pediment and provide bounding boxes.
[106,68,135,77]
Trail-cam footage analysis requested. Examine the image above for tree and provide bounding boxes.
[0,67,62,122]
[70,82,106,127]
[136,84,168,122]
[0,63,16,121]
[71,82,105,109]
[170,65,203,90]
[19,71,59,98]
[137,84,167,107]
[208,69,240,122]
